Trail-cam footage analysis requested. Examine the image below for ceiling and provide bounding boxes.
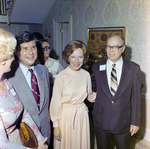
[9,0,55,24]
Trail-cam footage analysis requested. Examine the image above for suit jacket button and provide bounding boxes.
[111,101,114,104]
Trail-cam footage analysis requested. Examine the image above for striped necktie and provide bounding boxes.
[110,64,118,96]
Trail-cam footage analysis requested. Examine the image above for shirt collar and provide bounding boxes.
[19,62,35,75]
[107,57,123,70]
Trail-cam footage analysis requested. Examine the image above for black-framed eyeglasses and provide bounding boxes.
[105,45,124,51]
[43,46,52,51]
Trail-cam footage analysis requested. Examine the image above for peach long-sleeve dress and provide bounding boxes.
[50,66,96,149]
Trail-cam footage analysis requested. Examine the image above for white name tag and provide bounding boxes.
[99,64,106,71]
[10,88,17,96]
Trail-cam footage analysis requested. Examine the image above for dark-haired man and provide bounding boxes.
[5,31,51,146]
[32,32,44,41]
[92,34,141,149]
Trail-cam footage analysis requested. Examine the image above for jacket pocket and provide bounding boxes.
[121,108,131,127]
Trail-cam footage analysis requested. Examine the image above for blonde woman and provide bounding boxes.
[0,28,47,149]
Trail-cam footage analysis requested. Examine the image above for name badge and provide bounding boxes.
[99,64,106,71]
[10,88,17,96]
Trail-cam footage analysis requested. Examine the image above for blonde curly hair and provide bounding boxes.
[0,28,16,62]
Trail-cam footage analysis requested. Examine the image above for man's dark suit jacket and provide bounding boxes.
[5,61,51,144]
[92,58,141,134]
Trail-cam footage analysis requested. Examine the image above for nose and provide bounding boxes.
[75,58,79,63]
[28,48,34,54]
[110,47,114,51]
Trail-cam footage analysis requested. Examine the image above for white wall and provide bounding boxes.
[0,24,29,35]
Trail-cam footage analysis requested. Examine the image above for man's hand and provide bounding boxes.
[130,125,139,136]
[54,127,62,141]
[38,137,48,149]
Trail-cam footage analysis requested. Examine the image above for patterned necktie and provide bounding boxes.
[110,64,118,96]
[28,69,40,110]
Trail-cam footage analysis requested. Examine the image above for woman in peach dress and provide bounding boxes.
[50,40,96,149]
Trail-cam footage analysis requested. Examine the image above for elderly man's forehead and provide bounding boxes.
[107,36,123,44]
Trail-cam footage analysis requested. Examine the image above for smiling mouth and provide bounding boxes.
[109,54,115,56]
[27,56,35,60]
[73,64,81,67]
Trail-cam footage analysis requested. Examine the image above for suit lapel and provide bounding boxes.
[101,70,112,97]
[113,59,131,99]
[98,60,112,99]
[13,66,39,113]
[35,65,45,111]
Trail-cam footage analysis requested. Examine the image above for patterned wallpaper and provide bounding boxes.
[30,0,150,142]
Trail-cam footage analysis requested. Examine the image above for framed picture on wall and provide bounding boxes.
[86,26,126,73]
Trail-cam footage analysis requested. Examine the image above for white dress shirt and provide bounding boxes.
[19,63,38,89]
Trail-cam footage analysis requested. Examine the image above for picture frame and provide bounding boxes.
[86,26,126,73]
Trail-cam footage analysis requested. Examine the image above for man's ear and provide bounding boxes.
[122,46,125,53]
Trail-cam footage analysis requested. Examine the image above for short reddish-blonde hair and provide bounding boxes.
[62,40,89,64]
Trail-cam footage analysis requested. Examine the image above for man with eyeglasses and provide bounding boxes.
[5,31,51,148]
[92,34,141,149]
